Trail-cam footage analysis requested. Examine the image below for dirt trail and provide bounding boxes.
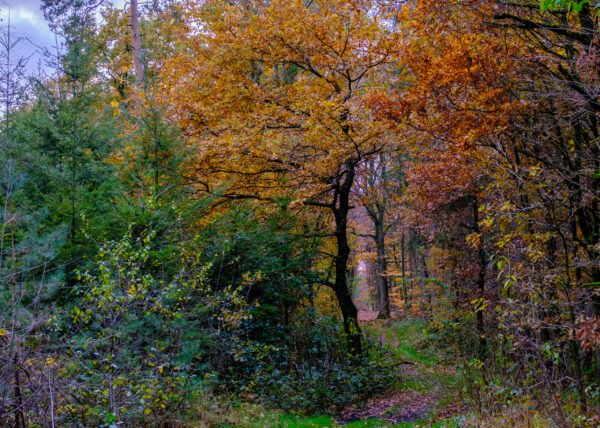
[338,377,439,424]
[337,319,463,425]
[357,310,380,322]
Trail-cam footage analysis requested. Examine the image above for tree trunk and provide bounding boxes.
[408,229,422,314]
[130,0,144,84]
[401,233,409,316]
[333,162,362,355]
[473,199,487,358]
[374,218,390,318]
[421,253,431,320]
[14,353,25,428]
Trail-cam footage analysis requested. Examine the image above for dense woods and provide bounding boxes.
[0,0,599,426]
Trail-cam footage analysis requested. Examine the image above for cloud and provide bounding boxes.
[0,0,136,76]
[1,0,47,28]
[12,7,44,27]
[0,1,54,75]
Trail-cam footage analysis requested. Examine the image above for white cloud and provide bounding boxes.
[11,6,44,26]
[0,1,54,76]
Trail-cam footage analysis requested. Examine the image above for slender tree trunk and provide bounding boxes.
[4,10,11,131]
[408,229,422,313]
[70,135,76,245]
[374,218,390,318]
[130,0,144,85]
[401,233,409,316]
[421,253,431,320]
[473,198,487,357]
[14,353,25,428]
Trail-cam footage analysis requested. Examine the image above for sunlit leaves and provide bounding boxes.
[540,0,596,12]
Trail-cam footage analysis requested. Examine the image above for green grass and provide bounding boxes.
[393,419,460,428]
[344,418,389,427]
[394,343,436,366]
[365,320,439,365]
[275,414,336,427]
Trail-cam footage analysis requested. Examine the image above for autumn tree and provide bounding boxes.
[162,0,401,354]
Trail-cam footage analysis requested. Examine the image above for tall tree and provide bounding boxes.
[162,0,401,354]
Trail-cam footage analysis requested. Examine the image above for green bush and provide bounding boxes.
[223,316,396,414]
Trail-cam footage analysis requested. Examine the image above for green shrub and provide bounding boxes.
[223,316,396,414]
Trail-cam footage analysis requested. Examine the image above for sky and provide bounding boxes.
[0,0,126,76]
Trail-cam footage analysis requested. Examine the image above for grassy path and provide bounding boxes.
[334,320,465,427]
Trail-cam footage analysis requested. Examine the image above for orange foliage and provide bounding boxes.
[160,0,400,204]
[370,0,523,214]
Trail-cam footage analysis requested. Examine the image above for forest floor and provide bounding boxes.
[335,318,465,427]
[208,319,468,427]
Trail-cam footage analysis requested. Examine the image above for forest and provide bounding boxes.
[0,0,599,426]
